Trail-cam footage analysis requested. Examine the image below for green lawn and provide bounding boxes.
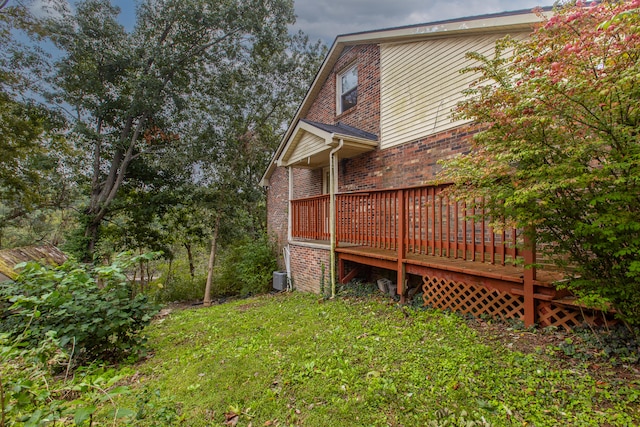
[118,292,640,426]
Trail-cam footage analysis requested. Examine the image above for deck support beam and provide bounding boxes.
[397,189,406,302]
[523,231,537,326]
[340,264,360,284]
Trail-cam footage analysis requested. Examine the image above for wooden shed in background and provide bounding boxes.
[0,245,67,282]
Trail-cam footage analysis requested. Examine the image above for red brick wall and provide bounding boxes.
[292,168,322,199]
[266,166,289,268]
[266,167,323,269]
[339,124,480,192]
[306,44,380,137]
[289,244,330,293]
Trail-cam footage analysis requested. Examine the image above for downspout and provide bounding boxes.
[288,166,293,243]
[329,138,344,298]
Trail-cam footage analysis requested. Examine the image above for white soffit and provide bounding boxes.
[277,121,377,169]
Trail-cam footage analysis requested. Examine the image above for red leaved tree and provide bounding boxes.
[441,1,640,324]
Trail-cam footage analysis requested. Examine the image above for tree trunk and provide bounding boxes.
[83,220,100,262]
[166,255,173,289]
[203,216,221,307]
[83,114,148,260]
[139,249,146,295]
[184,242,195,280]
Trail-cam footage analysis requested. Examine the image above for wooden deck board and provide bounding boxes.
[336,246,398,262]
[336,245,564,286]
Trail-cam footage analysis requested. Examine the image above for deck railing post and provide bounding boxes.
[397,189,406,302]
[523,228,537,326]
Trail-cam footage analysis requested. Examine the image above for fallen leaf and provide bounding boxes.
[224,412,239,426]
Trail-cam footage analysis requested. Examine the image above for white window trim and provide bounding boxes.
[336,63,357,114]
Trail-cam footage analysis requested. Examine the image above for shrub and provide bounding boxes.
[441,1,640,324]
[213,234,278,297]
[151,257,207,303]
[1,331,134,426]
[0,252,160,365]
[153,273,207,304]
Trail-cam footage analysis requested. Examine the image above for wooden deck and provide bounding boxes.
[290,185,605,329]
[338,245,525,282]
[336,245,564,297]
[333,244,593,330]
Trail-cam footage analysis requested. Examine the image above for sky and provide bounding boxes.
[294,0,555,45]
[33,0,557,47]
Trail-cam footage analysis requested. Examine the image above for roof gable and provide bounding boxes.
[276,120,377,169]
[261,7,551,185]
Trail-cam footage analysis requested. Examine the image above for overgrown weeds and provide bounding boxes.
[553,324,640,365]
[110,292,640,426]
[0,252,160,425]
[0,252,160,365]
[210,234,278,297]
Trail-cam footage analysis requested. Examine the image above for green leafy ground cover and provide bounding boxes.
[116,292,640,426]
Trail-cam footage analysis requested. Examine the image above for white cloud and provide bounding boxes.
[293,0,554,45]
[29,0,70,20]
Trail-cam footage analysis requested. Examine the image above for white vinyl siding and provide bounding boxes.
[379,32,528,149]
[288,131,325,165]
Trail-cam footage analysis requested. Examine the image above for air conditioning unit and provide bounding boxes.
[273,271,287,291]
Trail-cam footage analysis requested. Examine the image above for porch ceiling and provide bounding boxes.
[277,120,378,169]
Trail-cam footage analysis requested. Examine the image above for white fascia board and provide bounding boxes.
[338,10,549,45]
[332,134,378,147]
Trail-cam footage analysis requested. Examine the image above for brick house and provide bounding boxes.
[261,8,601,329]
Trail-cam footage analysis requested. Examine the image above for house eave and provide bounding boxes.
[276,122,378,169]
[336,8,550,46]
[260,7,551,186]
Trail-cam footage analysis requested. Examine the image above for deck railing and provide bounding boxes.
[291,194,330,241]
[291,185,524,265]
[401,185,523,265]
[336,189,399,251]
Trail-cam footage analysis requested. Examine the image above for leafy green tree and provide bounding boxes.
[47,0,315,260]
[0,1,71,245]
[191,33,324,303]
[440,1,640,323]
[163,203,210,280]
[0,98,66,219]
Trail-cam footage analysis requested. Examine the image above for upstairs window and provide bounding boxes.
[337,65,357,114]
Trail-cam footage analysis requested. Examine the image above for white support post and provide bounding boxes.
[288,166,293,243]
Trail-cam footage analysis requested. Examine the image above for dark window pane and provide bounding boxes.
[341,87,357,111]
